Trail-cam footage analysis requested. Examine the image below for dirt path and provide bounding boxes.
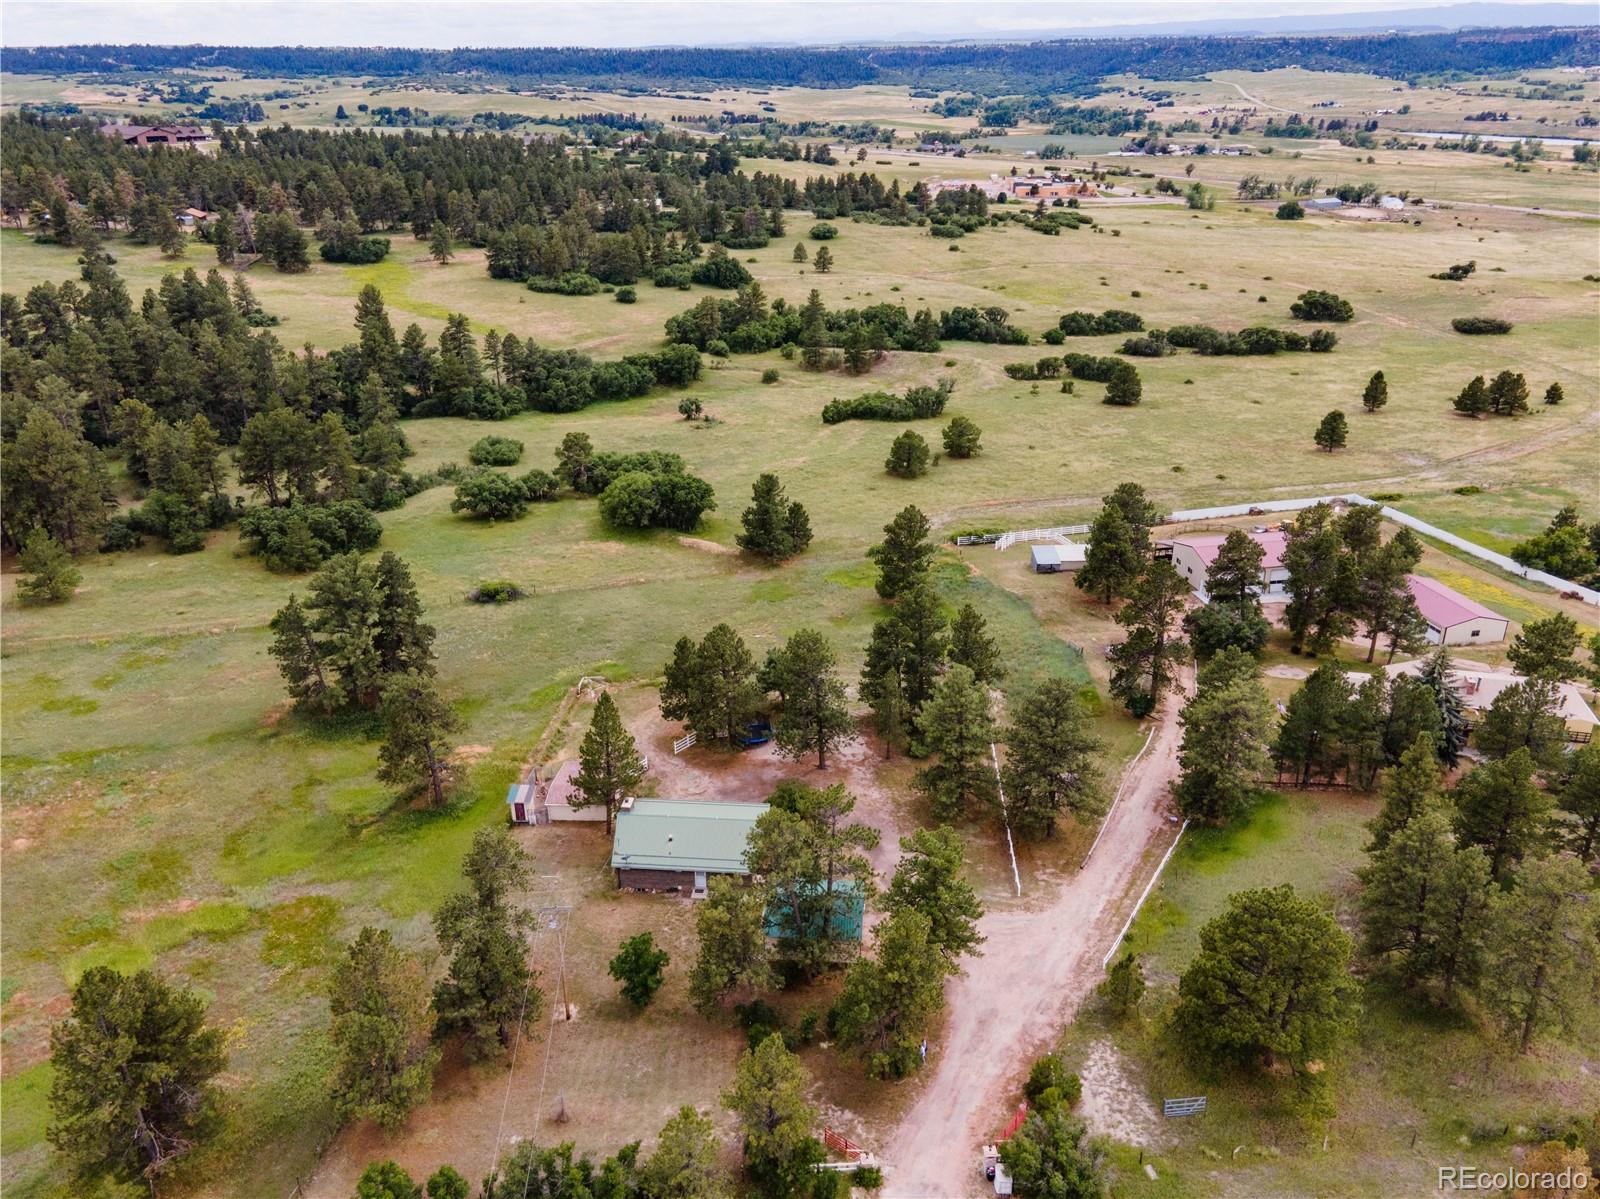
[881,667,1193,1198]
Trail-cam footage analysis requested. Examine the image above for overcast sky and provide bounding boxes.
[0,0,1575,49]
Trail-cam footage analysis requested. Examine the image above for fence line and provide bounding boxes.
[990,743,1023,898]
[995,524,1090,551]
[672,731,697,754]
[1102,819,1190,969]
[992,494,1600,608]
[1084,724,1157,866]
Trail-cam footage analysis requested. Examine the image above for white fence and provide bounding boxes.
[994,524,1090,552]
[672,731,697,754]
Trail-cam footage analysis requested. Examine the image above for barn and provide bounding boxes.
[1405,575,1509,646]
[610,797,768,895]
[1167,529,1289,601]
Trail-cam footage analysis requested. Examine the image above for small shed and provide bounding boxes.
[764,880,866,945]
[1306,197,1343,211]
[506,782,536,825]
[1030,542,1085,573]
[544,760,606,822]
[1031,544,1064,573]
[611,797,768,894]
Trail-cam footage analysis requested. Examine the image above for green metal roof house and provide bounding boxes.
[610,797,768,894]
[764,880,865,945]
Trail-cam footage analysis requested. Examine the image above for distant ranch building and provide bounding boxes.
[930,173,1099,202]
[1357,660,1597,745]
[1166,529,1290,601]
[610,797,767,895]
[1031,541,1087,573]
[100,123,210,148]
[1406,575,1508,646]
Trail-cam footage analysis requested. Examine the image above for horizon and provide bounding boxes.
[2,0,1594,51]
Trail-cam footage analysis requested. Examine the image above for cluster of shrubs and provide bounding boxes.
[1431,260,1477,282]
[317,219,390,265]
[447,341,702,420]
[1452,315,1513,335]
[821,380,955,424]
[1048,309,1145,338]
[1122,325,1337,357]
[1288,290,1354,322]
[1010,208,1095,236]
[527,272,607,296]
[238,501,384,572]
[468,580,526,603]
[450,468,559,520]
[1005,354,1143,405]
[467,435,524,466]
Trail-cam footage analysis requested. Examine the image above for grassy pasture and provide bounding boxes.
[1,82,1597,1196]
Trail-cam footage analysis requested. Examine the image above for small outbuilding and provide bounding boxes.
[1406,574,1509,646]
[764,880,866,945]
[542,759,607,822]
[1030,541,1086,573]
[611,797,768,895]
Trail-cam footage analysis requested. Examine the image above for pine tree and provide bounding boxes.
[1479,853,1599,1053]
[1002,678,1104,839]
[1506,612,1582,681]
[765,630,852,769]
[428,220,453,264]
[884,825,985,967]
[1358,808,1459,987]
[1416,648,1469,766]
[722,1034,821,1192]
[377,670,462,807]
[1556,741,1600,863]
[1367,734,1445,851]
[640,1105,732,1199]
[17,530,81,604]
[1314,409,1348,451]
[1173,885,1359,1076]
[1076,502,1143,605]
[1452,375,1491,417]
[885,429,931,478]
[1452,748,1552,881]
[572,691,646,832]
[811,244,833,273]
[948,603,1003,684]
[328,927,439,1131]
[941,415,982,458]
[1173,669,1275,826]
[1099,953,1146,1020]
[1108,561,1190,717]
[689,876,775,1016]
[48,967,227,1189]
[1543,381,1564,406]
[432,829,540,1062]
[792,242,808,263]
[914,665,998,822]
[832,909,948,1078]
[268,594,333,711]
[737,473,811,563]
[867,505,936,600]
[1361,370,1389,412]
[1486,369,1529,416]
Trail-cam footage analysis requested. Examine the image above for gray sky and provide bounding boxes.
[0,0,1578,48]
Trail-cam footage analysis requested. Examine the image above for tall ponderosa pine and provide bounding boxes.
[1173,652,1275,826]
[1001,677,1104,839]
[1076,503,1142,605]
[736,473,813,563]
[1185,529,1270,658]
[659,624,761,748]
[1452,748,1552,881]
[1108,560,1190,717]
[867,505,936,600]
[377,670,462,807]
[328,927,439,1131]
[1367,734,1444,851]
[1556,741,1600,863]
[765,629,853,769]
[1361,370,1389,412]
[884,825,985,967]
[432,829,541,1062]
[948,602,1003,684]
[572,691,647,832]
[722,1034,822,1194]
[689,876,775,1016]
[831,909,948,1079]
[914,664,998,822]
[1314,409,1348,451]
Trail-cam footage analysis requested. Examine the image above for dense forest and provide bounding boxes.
[9,27,1597,91]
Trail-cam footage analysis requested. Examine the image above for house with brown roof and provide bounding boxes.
[100,123,210,148]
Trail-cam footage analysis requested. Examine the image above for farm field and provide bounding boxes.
[2,55,1599,1199]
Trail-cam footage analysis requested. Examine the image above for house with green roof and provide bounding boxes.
[609,797,768,895]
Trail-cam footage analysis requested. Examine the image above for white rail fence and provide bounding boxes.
[672,731,697,754]
[994,524,1090,551]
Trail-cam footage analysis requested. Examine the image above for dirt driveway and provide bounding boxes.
[881,666,1193,1198]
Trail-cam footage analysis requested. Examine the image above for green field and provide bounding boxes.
[2,67,1599,1199]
